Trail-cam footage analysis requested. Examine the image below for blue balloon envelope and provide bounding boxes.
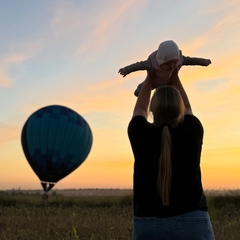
[21,105,93,192]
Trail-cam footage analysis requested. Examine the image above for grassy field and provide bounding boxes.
[0,189,239,240]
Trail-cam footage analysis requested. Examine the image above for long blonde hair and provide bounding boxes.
[149,86,185,206]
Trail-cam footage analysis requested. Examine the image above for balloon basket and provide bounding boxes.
[41,181,55,192]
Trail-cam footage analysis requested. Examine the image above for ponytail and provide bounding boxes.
[150,86,185,206]
[157,126,172,206]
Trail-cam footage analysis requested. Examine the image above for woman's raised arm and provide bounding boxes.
[170,68,193,115]
[132,72,153,118]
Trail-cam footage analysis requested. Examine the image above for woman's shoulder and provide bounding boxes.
[128,115,153,142]
[184,114,202,125]
[129,115,148,127]
[128,115,152,133]
[180,114,203,135]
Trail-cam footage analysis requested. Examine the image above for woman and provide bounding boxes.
[128,68,215,239]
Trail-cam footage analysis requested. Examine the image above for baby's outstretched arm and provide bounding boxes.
[182,56,211,66]
[118,60,152,77]
[202,59,211,66]
[118,68,128,77]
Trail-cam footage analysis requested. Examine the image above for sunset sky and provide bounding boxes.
[0,0,239,191]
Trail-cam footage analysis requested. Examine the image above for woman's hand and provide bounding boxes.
[170,66,180,80]
[147,70,159,90]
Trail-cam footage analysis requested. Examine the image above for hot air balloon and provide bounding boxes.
[21,105,93,192]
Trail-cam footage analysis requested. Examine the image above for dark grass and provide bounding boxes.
[207,191,240,239]
[0,192,133,240]
[0,190,239,239]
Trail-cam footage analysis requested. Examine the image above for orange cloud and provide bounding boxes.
[48,0,148,66]
[0,124,21,144]
[76,0,147,58]
[0,69,11,87]
[200,0,239,14]
[0,54,31,87]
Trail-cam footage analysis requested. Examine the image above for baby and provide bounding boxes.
[118,40,211,96]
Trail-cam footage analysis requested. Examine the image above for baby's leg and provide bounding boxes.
[134,79,158,97]
[134,82,144,97]
[134,73,168,96]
